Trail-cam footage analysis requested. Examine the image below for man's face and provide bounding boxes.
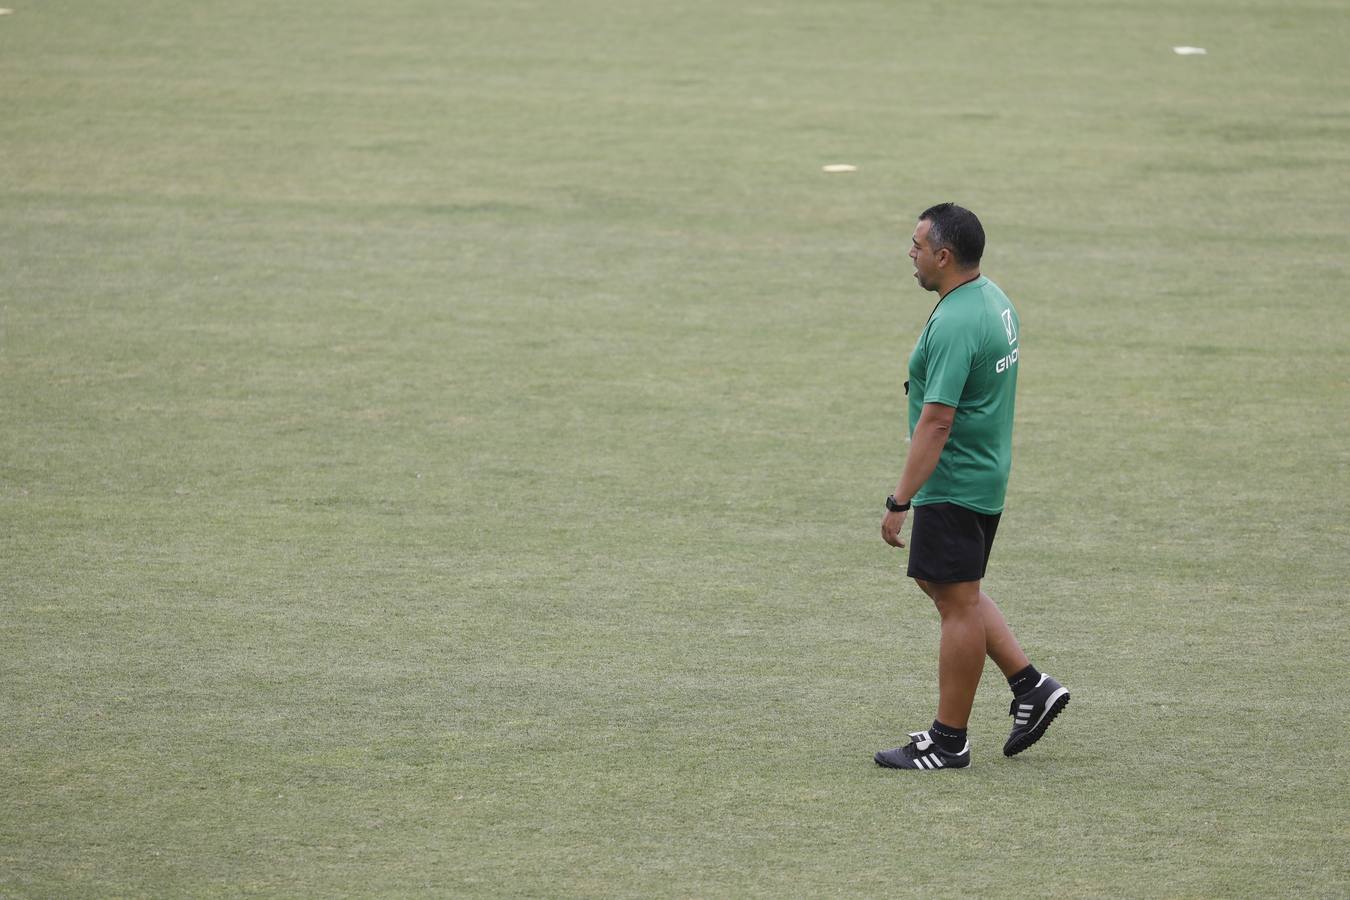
[909,219,941,293]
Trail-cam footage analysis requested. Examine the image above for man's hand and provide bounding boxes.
[881,509,908,548]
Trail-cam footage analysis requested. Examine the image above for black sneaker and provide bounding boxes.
[874,730,971,770]
[1003,673,1070,756]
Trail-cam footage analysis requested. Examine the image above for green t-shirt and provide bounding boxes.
[906,275,1020,514]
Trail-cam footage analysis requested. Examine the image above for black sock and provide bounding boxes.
[1008,664,1041,696]
[929,719,967,753]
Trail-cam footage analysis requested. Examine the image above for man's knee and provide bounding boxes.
[927,580,983,615]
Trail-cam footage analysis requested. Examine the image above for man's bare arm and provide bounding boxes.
[881,402,956,548]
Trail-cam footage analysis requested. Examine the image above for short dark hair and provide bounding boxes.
[919,203,984,268]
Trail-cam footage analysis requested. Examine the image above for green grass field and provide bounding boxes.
[3,0,1349,895]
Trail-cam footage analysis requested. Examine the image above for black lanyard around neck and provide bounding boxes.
[923,273,981,328]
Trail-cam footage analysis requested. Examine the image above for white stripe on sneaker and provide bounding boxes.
[932,755,944,768]
[1028,687,1068,731]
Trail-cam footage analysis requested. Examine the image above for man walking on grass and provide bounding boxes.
[874,203,1069,771]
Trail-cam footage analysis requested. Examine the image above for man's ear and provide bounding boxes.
[934,247,950,268]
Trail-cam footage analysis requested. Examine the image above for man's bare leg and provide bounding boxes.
[875,579,1052,768]
[979,590,1029,678]
[911,582,1031,727]
[923,579,986,729]
[918,580,1029,673]
[905,580,1068,760]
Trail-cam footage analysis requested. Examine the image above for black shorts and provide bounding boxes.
[906,502,1002,584]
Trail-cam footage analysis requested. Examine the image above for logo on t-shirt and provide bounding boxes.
[1001,309,1017,345]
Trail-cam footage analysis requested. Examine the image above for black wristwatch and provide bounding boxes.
[886,495,911,513]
